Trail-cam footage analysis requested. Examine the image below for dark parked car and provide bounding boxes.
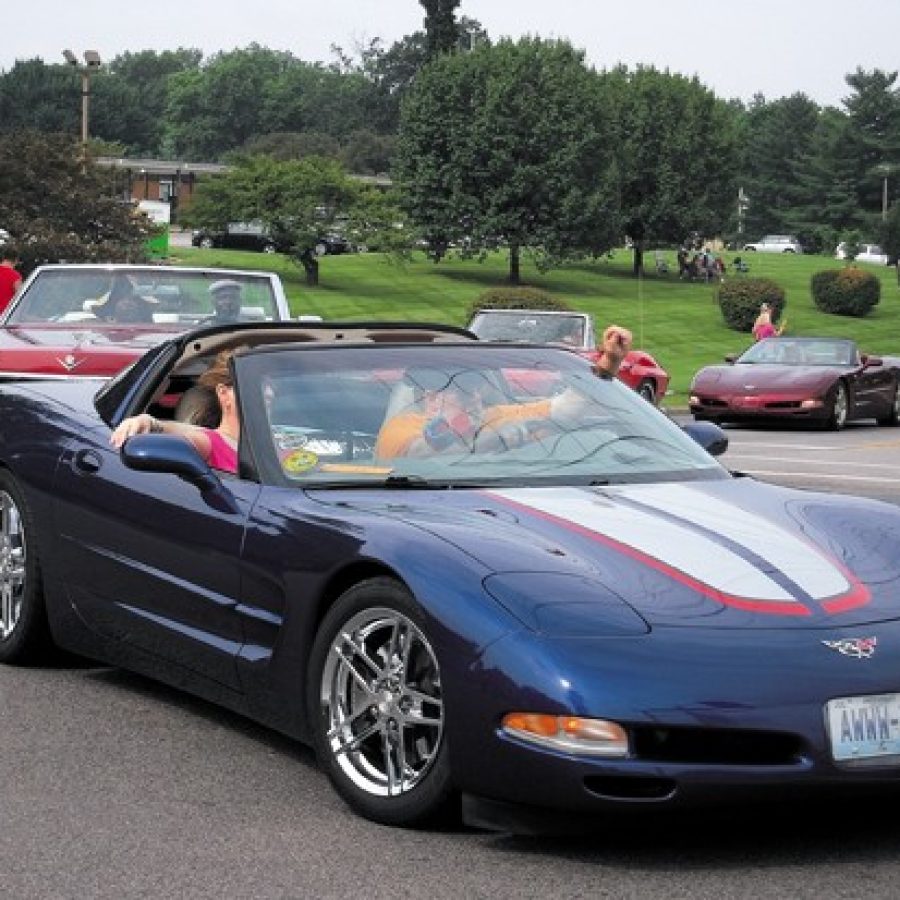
[6,323,900,831]
[690,336,900,429]
[192,223,354,256]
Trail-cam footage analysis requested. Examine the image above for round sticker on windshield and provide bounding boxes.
[282,449,318,474]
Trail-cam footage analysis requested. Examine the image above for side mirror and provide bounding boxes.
[724,353,737,364]
[682,421,729,457]
[861,354,882,368]
[122,434,219,490]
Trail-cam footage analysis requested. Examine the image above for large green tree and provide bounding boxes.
[0,60,78,134]
[737,93,821,242]
[841,68,900,223]
[783,108,861,251]
[184,155,364,285]
[420,0,461,58]
[97,49,202,155]
[602,66,741,274]
[0,131,154,272]
[165,46,295,159]
[395,38,621,283]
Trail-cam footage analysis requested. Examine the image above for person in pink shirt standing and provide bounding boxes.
[751,303,784,341]
[0,250,22,315]
[110,348,240,474]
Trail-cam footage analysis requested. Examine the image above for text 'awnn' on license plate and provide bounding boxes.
[826,693,900,763]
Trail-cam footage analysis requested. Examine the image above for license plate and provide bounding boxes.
[826,694,900,762]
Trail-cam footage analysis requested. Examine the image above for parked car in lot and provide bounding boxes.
[742,235,803,254]
[192,222,287,253]
[6,321,900,831]
[0,264,290,379]
[192,222,355,256]
[835,242,889,265]
[466,308,670,403]
[689,336,900,429]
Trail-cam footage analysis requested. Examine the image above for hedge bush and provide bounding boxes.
[810,267,880,317]
[466,286,569,321]
[716,278,786,332]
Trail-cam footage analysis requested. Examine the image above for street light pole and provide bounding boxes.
[62,49,101,146]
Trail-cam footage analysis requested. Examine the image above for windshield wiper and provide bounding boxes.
[383,474,440,489]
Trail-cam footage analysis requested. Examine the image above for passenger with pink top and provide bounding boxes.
[110,348,240,474]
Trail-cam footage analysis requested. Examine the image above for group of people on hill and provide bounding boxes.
[676,247,725,282]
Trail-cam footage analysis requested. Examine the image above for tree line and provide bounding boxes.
[1,11,899,281]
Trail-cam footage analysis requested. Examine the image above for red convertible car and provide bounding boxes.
[689,337,900,429]
[466,309,670,403]
[0,263,290,380]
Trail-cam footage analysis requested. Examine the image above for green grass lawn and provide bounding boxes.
[173,245,900,404]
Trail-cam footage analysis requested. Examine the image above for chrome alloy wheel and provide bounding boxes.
[833,383,849,429]
[0,490,26,640]
[320,607,444,798]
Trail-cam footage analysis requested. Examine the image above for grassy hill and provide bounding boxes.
[172,245,900,404]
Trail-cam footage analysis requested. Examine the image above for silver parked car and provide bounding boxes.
[743,234,803,254]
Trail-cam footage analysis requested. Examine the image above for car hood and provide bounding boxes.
[0,324,178,377]
[693,364,838,392]
[322,479,900,632]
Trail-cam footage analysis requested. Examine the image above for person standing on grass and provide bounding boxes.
[752,303,784,341]
[0,250,22,315]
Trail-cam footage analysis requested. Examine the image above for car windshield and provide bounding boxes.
[468,311,586,347]
[737,338,857,366]
[5,268,281,327]
[238,344,726,488]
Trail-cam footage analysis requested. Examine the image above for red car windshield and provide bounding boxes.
[6,269,280,327]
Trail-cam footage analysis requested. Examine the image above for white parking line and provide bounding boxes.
[725,442,840,452]
[739,468,900,485]
[725,454,900,470]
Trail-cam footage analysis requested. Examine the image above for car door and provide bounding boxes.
[52,425,261,690]
[849,359,896,417]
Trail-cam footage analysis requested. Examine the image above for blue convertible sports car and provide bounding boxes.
[3,322,900,831]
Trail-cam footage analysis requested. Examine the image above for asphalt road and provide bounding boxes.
[4,423,900,899]
[692,415,900,504]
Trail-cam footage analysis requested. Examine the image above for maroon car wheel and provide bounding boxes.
[876,382,900,427]
[825,381,849,430]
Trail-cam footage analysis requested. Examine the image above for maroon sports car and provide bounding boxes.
[690,337,900,429]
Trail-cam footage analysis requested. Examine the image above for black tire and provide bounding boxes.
[199,236,215,249]
[0,471,54,665]
[307,577,455,827]
[876,382,900,427]
[825,381,850,431]
[637,379,657,404]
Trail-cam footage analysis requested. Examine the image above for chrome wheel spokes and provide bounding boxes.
[834,385,848,428]
[0,491,25,640]
[321,607,443,797]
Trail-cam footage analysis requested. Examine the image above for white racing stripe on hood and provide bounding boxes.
[493,486,849,603]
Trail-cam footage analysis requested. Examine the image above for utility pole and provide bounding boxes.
[63,49,102,146]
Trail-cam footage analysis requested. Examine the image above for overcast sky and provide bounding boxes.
[5,0,899,108]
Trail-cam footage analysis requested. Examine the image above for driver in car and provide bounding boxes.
[206,279,244,324]
[375,325,631,458]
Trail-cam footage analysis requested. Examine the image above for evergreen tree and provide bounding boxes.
[420,0,461,59]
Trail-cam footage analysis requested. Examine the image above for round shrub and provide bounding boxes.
[811,267,880,317]
[716,278,786,332]
[466,286,568,320]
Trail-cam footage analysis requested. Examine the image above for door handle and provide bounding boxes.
[73,449,102,475]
